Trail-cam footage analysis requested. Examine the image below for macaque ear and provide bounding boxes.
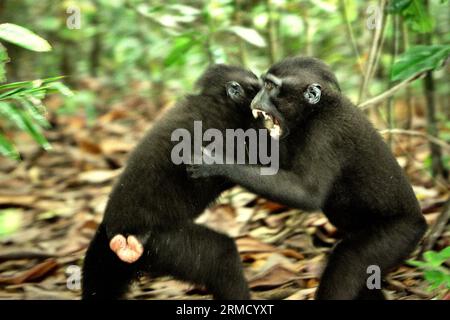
[304,83,322,104]
[226,81,245,103]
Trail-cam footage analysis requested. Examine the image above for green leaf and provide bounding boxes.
[16,98,50,129]
[391,45,450,81]
[424,251,445,267]
[387,0,413,13]
[226,26,267,48]
[403,0,434,33]
[169,4,201,16]
[0,87,28,100]
[0,102,51,150]
[0,80,40,91]
[424,270,446,289]
[0,43,9,83]
[0,78,67,99]
[47,81,74,97]
[0,23,52,52]
[0,132,19,160]
[437,246,450,262]
[406,259,429,268]
[164,37,198,67]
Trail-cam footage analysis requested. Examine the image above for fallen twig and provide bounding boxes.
[0,250,56,262]
[379,129,450,151]
[420,198,450,255]
[386,277,433,299]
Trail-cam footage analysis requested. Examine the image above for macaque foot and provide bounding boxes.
[109,234,144,263]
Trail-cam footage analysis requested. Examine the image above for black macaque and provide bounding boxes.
[188,57,427,300]
[82,65,260,300]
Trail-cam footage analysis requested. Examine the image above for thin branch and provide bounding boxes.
[386,14,400,147]
[338,0,364,75]
[420,0,447,180]
[379,129,450,151]
[386,277,434,299]
[359,72,426,109]
[357,0,388,104]
[266,0,278,64]
[420,198,450,255]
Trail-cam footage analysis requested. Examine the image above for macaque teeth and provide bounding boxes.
[264,117,274,129]
[254,109,282,138]
[270,124,282,139]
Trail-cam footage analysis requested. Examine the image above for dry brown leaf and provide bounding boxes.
[248,265,299,289]
[0,195,37,207]
[78,169,122,184]
[279,248,304,260]
[249,226,283,238]
[265,212,292,228]
[285,288,316,300]
[76,137,102,155]
[236,237,277,253]
[284,234,315,251]
[305,278,319,288]
[259,200,288,213]
[100,139,133,154]
[99,108,128,124]
[0,259,58,284]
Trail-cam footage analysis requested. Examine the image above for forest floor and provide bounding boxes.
[0,93,448,300]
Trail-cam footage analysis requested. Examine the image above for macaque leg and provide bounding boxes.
[82,224,137,299]
[142,222,250,300]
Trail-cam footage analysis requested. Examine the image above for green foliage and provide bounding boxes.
[0,0,447,145]
[408,247,450,291]
[388,0,434,33]
[0,23,52,52]
[0,78,72,159]
[226,26,266,48]
[0,44,8,82]
[58,90,96,125]
[391,45,450,81]
[387,0,414,13]
[164,35,199,67]
[0,23,69,160]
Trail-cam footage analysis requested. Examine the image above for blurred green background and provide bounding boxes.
[0,0,449,298]
[0,0,449,160]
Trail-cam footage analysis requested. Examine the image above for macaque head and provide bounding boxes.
[250,57,341,139]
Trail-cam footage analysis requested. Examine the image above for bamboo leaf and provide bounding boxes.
[226,26,267,48]
[0,43,8,83]
[0,23,52,52]
[164,36,198,67]
[16,97,50,129]
[391,45,450,81]
[0,132,19,160]
[0,102,51,149]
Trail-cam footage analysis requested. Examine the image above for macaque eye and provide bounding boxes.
[304,83,322,104]
[264,81,275,91]
[226,81,246,102]
[230,82,240,90]
[227,81,242,97]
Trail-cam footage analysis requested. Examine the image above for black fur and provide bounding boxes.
[82,64,260,299]
[188,57,427,300]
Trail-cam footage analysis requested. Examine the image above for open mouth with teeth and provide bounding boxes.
[252,109,283,139]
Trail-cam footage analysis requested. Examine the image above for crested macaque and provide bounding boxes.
[188,57,427,300]
[82,65,260,299]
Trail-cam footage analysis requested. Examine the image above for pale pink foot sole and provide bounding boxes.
[109,234,144,263]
